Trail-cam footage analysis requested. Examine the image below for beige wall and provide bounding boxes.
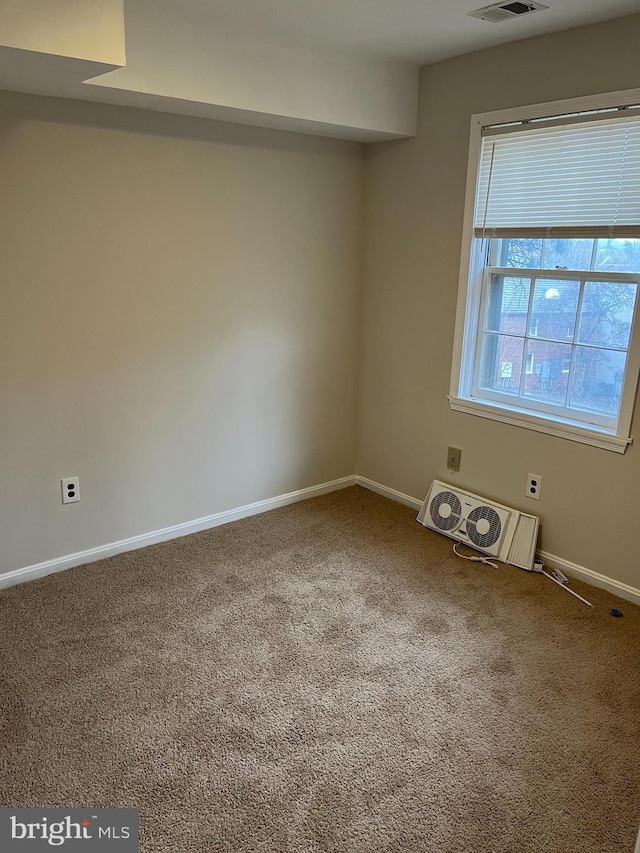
[0,92,363,572]
[359,14,640,589]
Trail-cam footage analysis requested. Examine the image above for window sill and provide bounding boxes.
[448,396,631,453]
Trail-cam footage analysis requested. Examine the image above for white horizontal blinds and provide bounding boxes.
[474,113,640,239]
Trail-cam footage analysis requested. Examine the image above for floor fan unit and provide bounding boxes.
[417,480,539,570]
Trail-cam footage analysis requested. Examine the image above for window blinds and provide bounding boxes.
[473,112,640,239]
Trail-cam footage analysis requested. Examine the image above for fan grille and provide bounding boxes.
[466,505,502,549]
[430,491,462,532]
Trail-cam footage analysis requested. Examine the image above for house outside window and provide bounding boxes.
[449,89,640,453]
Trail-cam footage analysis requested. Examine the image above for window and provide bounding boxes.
[450,90,640,453]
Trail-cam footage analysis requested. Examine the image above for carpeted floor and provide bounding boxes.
[1,486,639,852]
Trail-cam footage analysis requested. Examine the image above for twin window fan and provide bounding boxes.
[418,481,538,570]
[417,482,592,606]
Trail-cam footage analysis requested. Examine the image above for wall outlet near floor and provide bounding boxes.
[447,446,461,472]
[61,476,80,504]
[526,473,542,500]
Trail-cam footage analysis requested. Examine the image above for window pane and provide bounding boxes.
[522,340,571,406]
[479,334,524,395]
[529,279,580,341]
[568,347,627,417]
[542,239,593,271]
[594,239,640,274]
[486,275,531,336]
[503,238,542,269]
[577,281,637,349]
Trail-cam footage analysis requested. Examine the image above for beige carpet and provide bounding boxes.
[1,486,639,852]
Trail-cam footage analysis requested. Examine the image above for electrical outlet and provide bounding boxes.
[447,446,461,472]
[526,473,542,500]
[61,476,80,504]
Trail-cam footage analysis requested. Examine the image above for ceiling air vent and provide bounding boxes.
[467,1,548,23]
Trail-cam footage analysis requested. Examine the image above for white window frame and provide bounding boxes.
[449,88,640,454]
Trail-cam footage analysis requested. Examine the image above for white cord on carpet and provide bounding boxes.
[452,544,594,608]
[453,542,499,569]
[541,569,593,607]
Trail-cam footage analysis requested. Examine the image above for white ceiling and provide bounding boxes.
[1,0,639,141]
[172,0,640,64]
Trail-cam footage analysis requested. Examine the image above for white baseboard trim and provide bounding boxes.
[537,550,640,607]
[5,473,639,607]
[0,476,357,591]
[356,476,640,607]
[355,476,423,511]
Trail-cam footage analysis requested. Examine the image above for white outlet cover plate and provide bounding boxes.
[527,473,542,500]
[61,477,80,504]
